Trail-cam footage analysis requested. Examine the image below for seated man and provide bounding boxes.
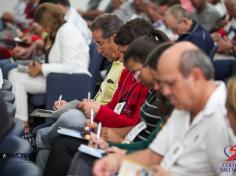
[93,42,231,176]
[190,0,221,32]
[36,16,154,171]
[164,4,216,60]
[41,40,173,176]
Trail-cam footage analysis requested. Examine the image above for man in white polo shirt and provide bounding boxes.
[93,42,231,176]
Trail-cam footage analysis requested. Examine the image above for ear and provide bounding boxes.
[110,34,117,41]
[181,17,189,25]
[192,67,204,81]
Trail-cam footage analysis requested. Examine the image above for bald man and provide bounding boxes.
[93,42,231,176]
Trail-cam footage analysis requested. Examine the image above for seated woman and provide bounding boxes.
[8,3,90,128]
[42,36,173,176]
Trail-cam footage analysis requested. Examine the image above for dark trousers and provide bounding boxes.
[67,152,96,176]
[43,135,89,176]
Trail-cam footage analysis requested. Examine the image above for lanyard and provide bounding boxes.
[117,72,138,103]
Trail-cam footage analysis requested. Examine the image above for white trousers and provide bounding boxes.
[8,69,46,122]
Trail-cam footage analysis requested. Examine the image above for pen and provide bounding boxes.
[96,122,102,140]
[57,94,62,108]
[90,109,94,126]
[90,109,94,134]
[88,92,91,102]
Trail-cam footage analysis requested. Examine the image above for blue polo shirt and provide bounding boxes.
[177,21,215,60]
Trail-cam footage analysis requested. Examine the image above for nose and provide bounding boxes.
[96,47,103,54]
[161,85,171,97]
[154,82,160,91]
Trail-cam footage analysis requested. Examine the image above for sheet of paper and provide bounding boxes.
[118,160,155,176]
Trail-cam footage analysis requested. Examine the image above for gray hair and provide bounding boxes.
[165,4,191,22]
[179,49,214,80]
[91,13,124,38]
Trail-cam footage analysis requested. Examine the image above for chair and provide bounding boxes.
[30,42,104,109]
[0,90,15,104]
[5,102,16,118]
[45,73,93,109]
[0,161,40,176]
[209,42,218,61]
[11,118,24,137]
[213,59,236,82]
[89,42,104,85]
[1,79,12,91]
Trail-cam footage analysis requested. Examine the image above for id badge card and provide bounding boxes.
[114,102,126,114]
[161,141,184,169]
[125,121,147,141]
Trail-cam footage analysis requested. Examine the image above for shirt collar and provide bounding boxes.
[189,81,226,127]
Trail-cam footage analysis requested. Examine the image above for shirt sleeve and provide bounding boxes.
[42,22,89,77]
[207,112,231,175]
[95,85,148,127]
[149,111,176,156]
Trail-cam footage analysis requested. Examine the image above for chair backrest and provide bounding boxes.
[209,42,218,60]
[1,79,12,91]
[0,90,15,104]
[88,42,104,93]
[0,161,40,176]
[46,73,93,109]
[213,59,236,82]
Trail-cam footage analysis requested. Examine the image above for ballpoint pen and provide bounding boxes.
[57,94,62,108]
[96,122,102,140]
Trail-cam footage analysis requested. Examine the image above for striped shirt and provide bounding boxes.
[134,91,172,142]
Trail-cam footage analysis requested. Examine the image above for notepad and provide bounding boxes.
[30,99,80,118]
[78,144,105,158]
[57,127,83,138]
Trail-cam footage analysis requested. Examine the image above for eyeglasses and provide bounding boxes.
[132,67,143,80]
[94,37,112,49]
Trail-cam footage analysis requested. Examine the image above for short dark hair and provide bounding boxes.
[124,30,170,64]
[114,18,154,45]
[151,0,180,6]
[39,0,70,6]
[146,42,174,70]
[91,13,124,38]
[179,49,214,80]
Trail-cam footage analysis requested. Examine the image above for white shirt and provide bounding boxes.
[150,82,231,176]
[42,22,90,77]
[65,7,92,45]
[0,68,3,89]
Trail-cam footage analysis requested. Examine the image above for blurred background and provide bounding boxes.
[0,0,89,16]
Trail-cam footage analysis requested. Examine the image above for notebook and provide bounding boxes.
[30,99,80,118]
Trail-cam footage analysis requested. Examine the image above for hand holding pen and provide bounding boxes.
[53,94,67,111]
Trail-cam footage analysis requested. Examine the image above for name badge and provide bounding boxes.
[125,121,147,141]
[114,102,126,114]
[161,141,184,169]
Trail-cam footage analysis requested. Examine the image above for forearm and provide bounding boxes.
[122,149,162,167]
[110,126,133,138]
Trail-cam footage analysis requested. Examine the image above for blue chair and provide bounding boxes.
[30,42,104,109]
[5,102,16,119]
[1,79,12,91]
[0,161,40,176]
[209,42,218,61]
[89,42,104,91]
[11,118,24,137]
[0,90,15,104]
[213,59,236,82]
[45,73,93,109]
